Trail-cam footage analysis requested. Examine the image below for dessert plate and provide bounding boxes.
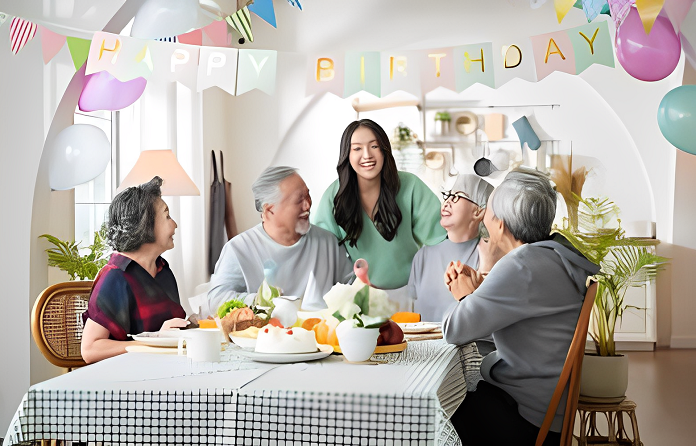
[230,335,257,350]
[130,331,183,348]
[233,343,333,363]
[397,322,441,334]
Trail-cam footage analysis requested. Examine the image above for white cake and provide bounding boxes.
[254,326,318,354]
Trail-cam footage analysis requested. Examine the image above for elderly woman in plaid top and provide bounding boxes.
[81,176,188,363]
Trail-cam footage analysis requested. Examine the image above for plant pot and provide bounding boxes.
[335,321,379,362]
[434,119,450,136]
[580,353,629,398]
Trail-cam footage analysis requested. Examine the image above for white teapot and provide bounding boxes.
[271,296,300,327]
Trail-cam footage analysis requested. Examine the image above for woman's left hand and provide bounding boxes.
[447,261,484,301]
[160,318,190,331]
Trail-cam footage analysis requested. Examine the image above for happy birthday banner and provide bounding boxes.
[307,20,614,98]
[85,31,277,95]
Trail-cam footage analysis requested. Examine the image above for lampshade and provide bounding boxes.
[117,150,200,196]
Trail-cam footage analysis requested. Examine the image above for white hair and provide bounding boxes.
[489,167,557,243]
[251,166,299,212]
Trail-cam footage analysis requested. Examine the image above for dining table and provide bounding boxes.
[4,339,482,446]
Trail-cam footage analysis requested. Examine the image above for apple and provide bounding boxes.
[377,319,404,346]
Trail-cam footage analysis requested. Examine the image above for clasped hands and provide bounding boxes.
[444,260,485,302]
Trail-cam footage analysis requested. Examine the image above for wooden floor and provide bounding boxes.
[574,348,696,445]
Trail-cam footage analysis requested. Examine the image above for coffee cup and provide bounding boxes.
[178,329,221,362]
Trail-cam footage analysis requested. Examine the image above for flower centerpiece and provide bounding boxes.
[322,259,398,361]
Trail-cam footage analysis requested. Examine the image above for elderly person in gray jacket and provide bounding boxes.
[204,166,353,317]
[443,168,599,446]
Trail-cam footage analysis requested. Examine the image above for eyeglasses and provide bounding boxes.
[441,191,478,206]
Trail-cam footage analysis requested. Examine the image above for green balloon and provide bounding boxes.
[657,85,696,155]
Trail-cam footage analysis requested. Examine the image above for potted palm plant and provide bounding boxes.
[553,197,667,398]
[40,224,110,280]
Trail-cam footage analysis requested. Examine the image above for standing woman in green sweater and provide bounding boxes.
[313,119,445,305]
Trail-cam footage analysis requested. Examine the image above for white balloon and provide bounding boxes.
[131,0,207,39]
[48,124,111,191]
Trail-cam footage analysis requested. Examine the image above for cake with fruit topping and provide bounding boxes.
[254,326,318,354]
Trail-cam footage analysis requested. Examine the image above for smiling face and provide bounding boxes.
[440,192,480,232]
[349,126,384,183]
[267,173,312,237]
[152,198,177,253]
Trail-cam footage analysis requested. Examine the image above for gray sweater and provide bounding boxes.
[443,235,599,432]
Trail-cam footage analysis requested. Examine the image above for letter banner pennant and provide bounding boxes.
[39,25,66,64]
[148,39,200,90]
[567,21,614,74]
[454,42,495,92]
[197,46,238,94]
[344,51,381,98]
[492,39,538,87]
[530,30,577,80]
[306,53,345,97]
[237,49,277,95]
[417,47,456,93]
[380,51,421,98]
[86,32,153,81]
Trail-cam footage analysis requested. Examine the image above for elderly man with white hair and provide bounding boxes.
[204,166,352,317]
[443,168,600,446]
[407,174,494,324]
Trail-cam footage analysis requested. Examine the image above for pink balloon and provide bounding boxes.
[78,71,147,112]
[616,7,681,82]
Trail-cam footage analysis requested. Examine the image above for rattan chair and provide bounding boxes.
[535,282,598,446]
[31,281,93,371]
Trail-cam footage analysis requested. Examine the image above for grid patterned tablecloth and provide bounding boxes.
[4,340,482,446]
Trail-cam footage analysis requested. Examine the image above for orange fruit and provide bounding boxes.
[391,312,421,323]
[301,317,322,330]
[312,320,329,344]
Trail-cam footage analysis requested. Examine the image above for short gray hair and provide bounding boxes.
[252,166,299,212]
[489,167,556,243]
[107,176,163,252]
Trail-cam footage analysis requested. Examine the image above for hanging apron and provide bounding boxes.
[208,150,228,275]
[220,151,238,240]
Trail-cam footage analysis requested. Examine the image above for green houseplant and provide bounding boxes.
[40,224,110,280]
[554,197,667,357]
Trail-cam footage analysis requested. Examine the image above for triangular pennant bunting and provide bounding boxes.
[66,37,91,70]
[39,25,66,64]
[581,0,609,22]
[249,0,277,28]
[286,0,303,10]
[662,0,695,33]
[9,17,37,55]
[635,0,666,33]
[178,29,203,46]
[608,0,635,29]
[226,6,253,42]
[203,20,229,46]
[0,12,8,28]
[554,0,577,22]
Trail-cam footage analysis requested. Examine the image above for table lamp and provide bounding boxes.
[117,149,200,196]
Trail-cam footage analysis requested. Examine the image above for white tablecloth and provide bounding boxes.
[4,340,482,446]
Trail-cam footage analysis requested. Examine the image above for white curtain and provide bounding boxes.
[117,81,208,314]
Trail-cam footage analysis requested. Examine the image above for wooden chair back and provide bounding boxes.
[31,281,93,370]
[535,282,598,446]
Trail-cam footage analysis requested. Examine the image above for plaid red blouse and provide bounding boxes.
[83,253,186,341]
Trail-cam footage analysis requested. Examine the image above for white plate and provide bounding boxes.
[126,345,180,354]
[233,344,333,363]
[131,331,183,348]
[230,335,257,350]
[397,322,441,334]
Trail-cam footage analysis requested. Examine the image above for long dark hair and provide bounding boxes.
[333,119,402,247]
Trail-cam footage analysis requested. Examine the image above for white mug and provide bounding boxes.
[178,329,221,362]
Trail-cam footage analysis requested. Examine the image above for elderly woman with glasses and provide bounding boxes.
[407,174,494,326]
[443,168,599,446]
[81,176,189,364]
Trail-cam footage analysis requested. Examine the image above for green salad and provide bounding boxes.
[217,299,247,318]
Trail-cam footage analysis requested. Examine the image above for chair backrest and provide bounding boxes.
[31,281,93,370]
[536,282,598,446]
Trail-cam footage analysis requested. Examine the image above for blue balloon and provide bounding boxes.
[657,85,696,155]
